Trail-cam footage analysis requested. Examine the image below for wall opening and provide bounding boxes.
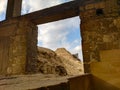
[37,16,84,75]
[22,0,85,74]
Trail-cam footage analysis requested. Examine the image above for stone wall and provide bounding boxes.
[80,0,120,89]
[0,18,38,75]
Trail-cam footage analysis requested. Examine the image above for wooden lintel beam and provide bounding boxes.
[20,1,83,25]
[2,1,84,25]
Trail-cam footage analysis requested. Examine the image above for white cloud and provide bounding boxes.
[38,17,80,48]
[37,17,83,60]
[22,0,73,14]
[0,0,7,14]
[71,45,83,60]
[74,46,81,52]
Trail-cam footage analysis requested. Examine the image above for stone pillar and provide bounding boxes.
[0,18,38,75]
[6,0,22,19]
[80,0,120,89]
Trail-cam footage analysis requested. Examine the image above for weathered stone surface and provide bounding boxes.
[0,74,68,90]
[0,18,38,75]
[0,74,91,90]
[80,0,120,89]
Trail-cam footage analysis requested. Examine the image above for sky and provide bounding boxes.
[0,0,83,60]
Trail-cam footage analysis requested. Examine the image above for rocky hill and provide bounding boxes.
[37,47,84,76]
[55,48,84,75]
[37,47,67,76]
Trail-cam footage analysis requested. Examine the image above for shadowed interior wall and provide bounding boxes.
[80,0,120,89]
[69,74,92,90]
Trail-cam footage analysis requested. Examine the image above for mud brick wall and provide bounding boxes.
[0,18,38,75]
[80,0,120,89]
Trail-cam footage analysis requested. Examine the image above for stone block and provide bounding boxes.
[0,18,38,75]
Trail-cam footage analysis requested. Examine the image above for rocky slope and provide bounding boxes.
[37,47,67,76]
[37,47,83,76]
[55,48,84,75]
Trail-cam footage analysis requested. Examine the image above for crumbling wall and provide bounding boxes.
[80,0,120,89]
[0,18,38,75]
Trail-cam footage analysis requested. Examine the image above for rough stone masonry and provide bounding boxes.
[0,18,38,75]
[80,0,120,89]
[0,0,120,89]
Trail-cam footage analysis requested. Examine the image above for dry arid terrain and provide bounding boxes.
[55,48,84,75]
[37,47,84,76]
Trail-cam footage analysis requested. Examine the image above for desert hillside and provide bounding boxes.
[37,47,67,76]
[55,48,84,75]
[37,47,84,76]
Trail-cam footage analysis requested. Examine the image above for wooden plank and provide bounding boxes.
[2,1,84,25]
[18,1,83,25]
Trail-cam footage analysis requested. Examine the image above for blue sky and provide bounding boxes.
[0,0,83,60]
